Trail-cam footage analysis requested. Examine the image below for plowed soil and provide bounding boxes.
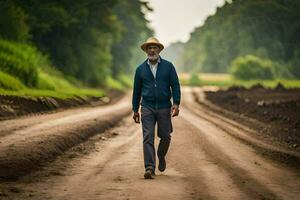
[204,84,300,153]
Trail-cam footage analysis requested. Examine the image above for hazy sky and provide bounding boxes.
[146,0,225,47]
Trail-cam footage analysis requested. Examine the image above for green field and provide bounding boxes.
[179,73,300,88]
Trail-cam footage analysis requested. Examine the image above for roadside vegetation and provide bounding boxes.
[0,0,151,98]
[0,39,104,98]
[165,0,300,86]
[180,73,300,89]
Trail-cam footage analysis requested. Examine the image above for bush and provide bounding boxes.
[0,39,49,87]
[106,76,125,91]
[229,55,275,80]
[0,70,25,90]
[189,73,201,86]
[36,69,76,91]
[117,74,133,88]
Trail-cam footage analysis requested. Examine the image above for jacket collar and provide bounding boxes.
[143,56,163,80]
[147,56,161,66]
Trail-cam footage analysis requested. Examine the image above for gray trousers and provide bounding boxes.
[141,106,173,172]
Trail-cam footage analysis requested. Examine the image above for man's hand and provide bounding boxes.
[133,112,140,123]
[171,104,179,117]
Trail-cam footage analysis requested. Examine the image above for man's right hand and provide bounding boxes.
[133,112,140,123]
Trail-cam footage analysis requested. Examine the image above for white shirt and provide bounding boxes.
[147,57,161,78]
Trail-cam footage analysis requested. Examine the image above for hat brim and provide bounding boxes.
[141,42,164,52]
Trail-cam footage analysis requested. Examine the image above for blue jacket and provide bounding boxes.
[132,57,181,112]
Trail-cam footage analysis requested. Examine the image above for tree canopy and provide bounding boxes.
[0,0,152,86]
[179,0,300,78]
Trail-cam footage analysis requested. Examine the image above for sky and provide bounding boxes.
[146,0,225,47]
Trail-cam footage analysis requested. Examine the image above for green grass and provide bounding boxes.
[180,73,300,88]
[0,88,105,99]
[37,69,77,91]
[179,73,232,86]
[0,70,26,90]
[232,79,300,89]
[0,39,130,100]
[0,39,48,86]
[0,68,105,99]
[117,74,133,88]
[106,76,126,91]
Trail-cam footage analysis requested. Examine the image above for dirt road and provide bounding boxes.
[1,87,300,200]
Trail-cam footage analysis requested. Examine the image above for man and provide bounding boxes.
[132,37,181,179]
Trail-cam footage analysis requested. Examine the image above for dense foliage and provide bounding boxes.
[0,0,152,87]
[230,55,275,80]
[180,0,300,78]
[0,70,25,91]
[111,1,153,77]
[0,39,44,86]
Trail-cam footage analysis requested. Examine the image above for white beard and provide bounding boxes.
[148,54,159,61]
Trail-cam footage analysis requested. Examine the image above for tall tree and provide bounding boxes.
[180,0,300,78]
[0,0,153,86]
[110,0,153,78]
[0,0,30,42]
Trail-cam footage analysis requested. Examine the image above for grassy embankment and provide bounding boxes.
[180,73,300,88]
[0,40,132,99]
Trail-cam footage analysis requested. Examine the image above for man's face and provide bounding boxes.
[146,45,160,61]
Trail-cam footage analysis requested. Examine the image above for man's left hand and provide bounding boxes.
[171,104,179,117]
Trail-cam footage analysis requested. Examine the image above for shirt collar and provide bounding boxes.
[147,56,161,66]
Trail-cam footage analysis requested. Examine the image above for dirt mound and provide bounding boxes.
[205,85,300,151]
[0,94,131,180]
[274,82,286,91]
[227,85,246,92]
[0,91,123,121]
[249,83,265,90]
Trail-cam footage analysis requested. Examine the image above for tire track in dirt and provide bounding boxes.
[0,93,131,179]
[189,87,300,168]
[179,87,300,200]
[0,116,193,200]
[0,88,300,200]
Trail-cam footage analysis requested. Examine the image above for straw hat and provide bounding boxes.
[141,37,164,52]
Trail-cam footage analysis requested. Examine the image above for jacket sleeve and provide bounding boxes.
[170,63,181,105]
[132,67,142,112]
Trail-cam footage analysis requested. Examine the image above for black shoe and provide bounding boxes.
[144,169,154,179]
[151,170,156,176]
[158,155,166,172]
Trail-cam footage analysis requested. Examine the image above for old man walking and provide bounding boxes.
[132,37,181,179]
